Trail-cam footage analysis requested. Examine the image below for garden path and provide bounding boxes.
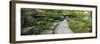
[54,19,73,34]
[40,19,73,34]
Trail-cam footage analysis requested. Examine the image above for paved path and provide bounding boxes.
[40,19,73,34]
[54,19,73,34]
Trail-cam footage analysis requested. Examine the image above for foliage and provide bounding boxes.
[21,8,92,35]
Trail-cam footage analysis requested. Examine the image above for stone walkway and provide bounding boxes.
[54,19,73,34]
[40,19,73,34]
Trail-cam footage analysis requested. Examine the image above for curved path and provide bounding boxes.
[54,19,73,34]
[40,19,73,34]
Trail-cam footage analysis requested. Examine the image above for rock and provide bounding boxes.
[21,27,33,35]
[21,13,34,27]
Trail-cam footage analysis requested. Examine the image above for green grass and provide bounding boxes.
[68,19,92,33]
